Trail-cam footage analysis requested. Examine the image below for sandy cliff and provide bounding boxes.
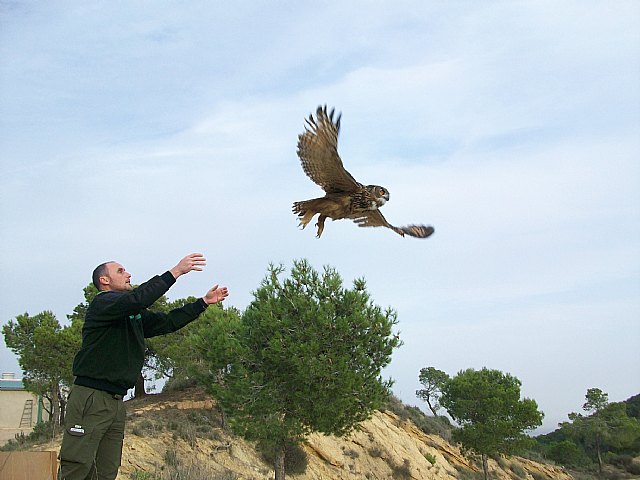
[35,388,573,480]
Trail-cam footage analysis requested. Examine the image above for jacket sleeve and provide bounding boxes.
[90,271,177,322]
[142,298,209,338]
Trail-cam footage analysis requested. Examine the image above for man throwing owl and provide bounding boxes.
[58,253,228,480]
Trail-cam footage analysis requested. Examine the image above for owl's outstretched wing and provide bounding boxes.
[353,210,435,238]
[297,106,361,194]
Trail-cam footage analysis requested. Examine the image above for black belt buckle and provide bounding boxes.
[112,393,123,400]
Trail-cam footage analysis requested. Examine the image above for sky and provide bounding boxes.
[1,1,639,435]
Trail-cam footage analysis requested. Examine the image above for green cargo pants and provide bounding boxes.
[58,385,126,480]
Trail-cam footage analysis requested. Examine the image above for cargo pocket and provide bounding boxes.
[59,424,96,465]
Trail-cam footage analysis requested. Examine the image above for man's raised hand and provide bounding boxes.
[170,253,207,279]
[203,285,229,305]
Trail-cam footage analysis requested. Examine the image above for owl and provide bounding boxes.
[293,106,435,239]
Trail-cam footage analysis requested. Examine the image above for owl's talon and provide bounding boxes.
[315,215,327,238]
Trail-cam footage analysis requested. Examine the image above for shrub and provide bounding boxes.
[130,471,158,480]
[132,419,160,437]
[531,472,551,480]
[510,462,527,478]
[159,459,233,480]
[344,448,360,459]
[0,421,54,451]
[391,459,412,479]
[368,446,384,458]
[546,440,586,467]
[164,448,180,468]
[602,470,624,480]
[607,453,640,475]
[163,375,198,392]
[453,464,484,479]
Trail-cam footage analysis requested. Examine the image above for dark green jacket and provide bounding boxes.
[73,271,208,395]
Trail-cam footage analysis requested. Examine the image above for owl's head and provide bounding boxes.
[366,185,390,206]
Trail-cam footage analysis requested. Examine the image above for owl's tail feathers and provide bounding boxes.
[398,224,435,238]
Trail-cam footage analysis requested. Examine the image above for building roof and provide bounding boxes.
[0,377,25,391]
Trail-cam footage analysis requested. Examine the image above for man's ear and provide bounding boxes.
[99,275,110,287]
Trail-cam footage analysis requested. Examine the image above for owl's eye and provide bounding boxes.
[379,189,385,195]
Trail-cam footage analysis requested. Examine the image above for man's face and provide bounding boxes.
[102,262,132,292]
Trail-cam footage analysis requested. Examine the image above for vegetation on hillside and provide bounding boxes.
[533,390,640,478]
[3,259,639,480]
[415,365,640,479]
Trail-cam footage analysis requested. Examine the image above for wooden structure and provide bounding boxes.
[0,451,57,480]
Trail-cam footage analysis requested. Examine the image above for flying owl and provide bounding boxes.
[293,106,435,239]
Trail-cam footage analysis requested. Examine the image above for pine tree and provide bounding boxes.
[2,311,81,432]
[440,367,544,480]
[416,366,449,416]
[205,260,402,480]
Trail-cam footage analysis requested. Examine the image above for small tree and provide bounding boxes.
[416,367,449,416]
[440,367,544,480]
[2,311,81,433]
[209,260,401,480]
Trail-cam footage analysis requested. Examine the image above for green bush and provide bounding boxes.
[130,471,158,480]
[546,440,588,467]
[0,421,54,451]
[509,462,527,478]
[162,375,198,392]
[424,452,437,465]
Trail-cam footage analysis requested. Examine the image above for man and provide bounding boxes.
[58,253,228,480]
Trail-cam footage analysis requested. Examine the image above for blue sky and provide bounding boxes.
[1,1,639,434]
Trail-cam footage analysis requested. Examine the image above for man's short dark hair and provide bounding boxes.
[92,262,112,290]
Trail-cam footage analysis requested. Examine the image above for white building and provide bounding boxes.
[0,372,50,446]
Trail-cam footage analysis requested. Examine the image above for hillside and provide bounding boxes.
[33,387,573,480]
